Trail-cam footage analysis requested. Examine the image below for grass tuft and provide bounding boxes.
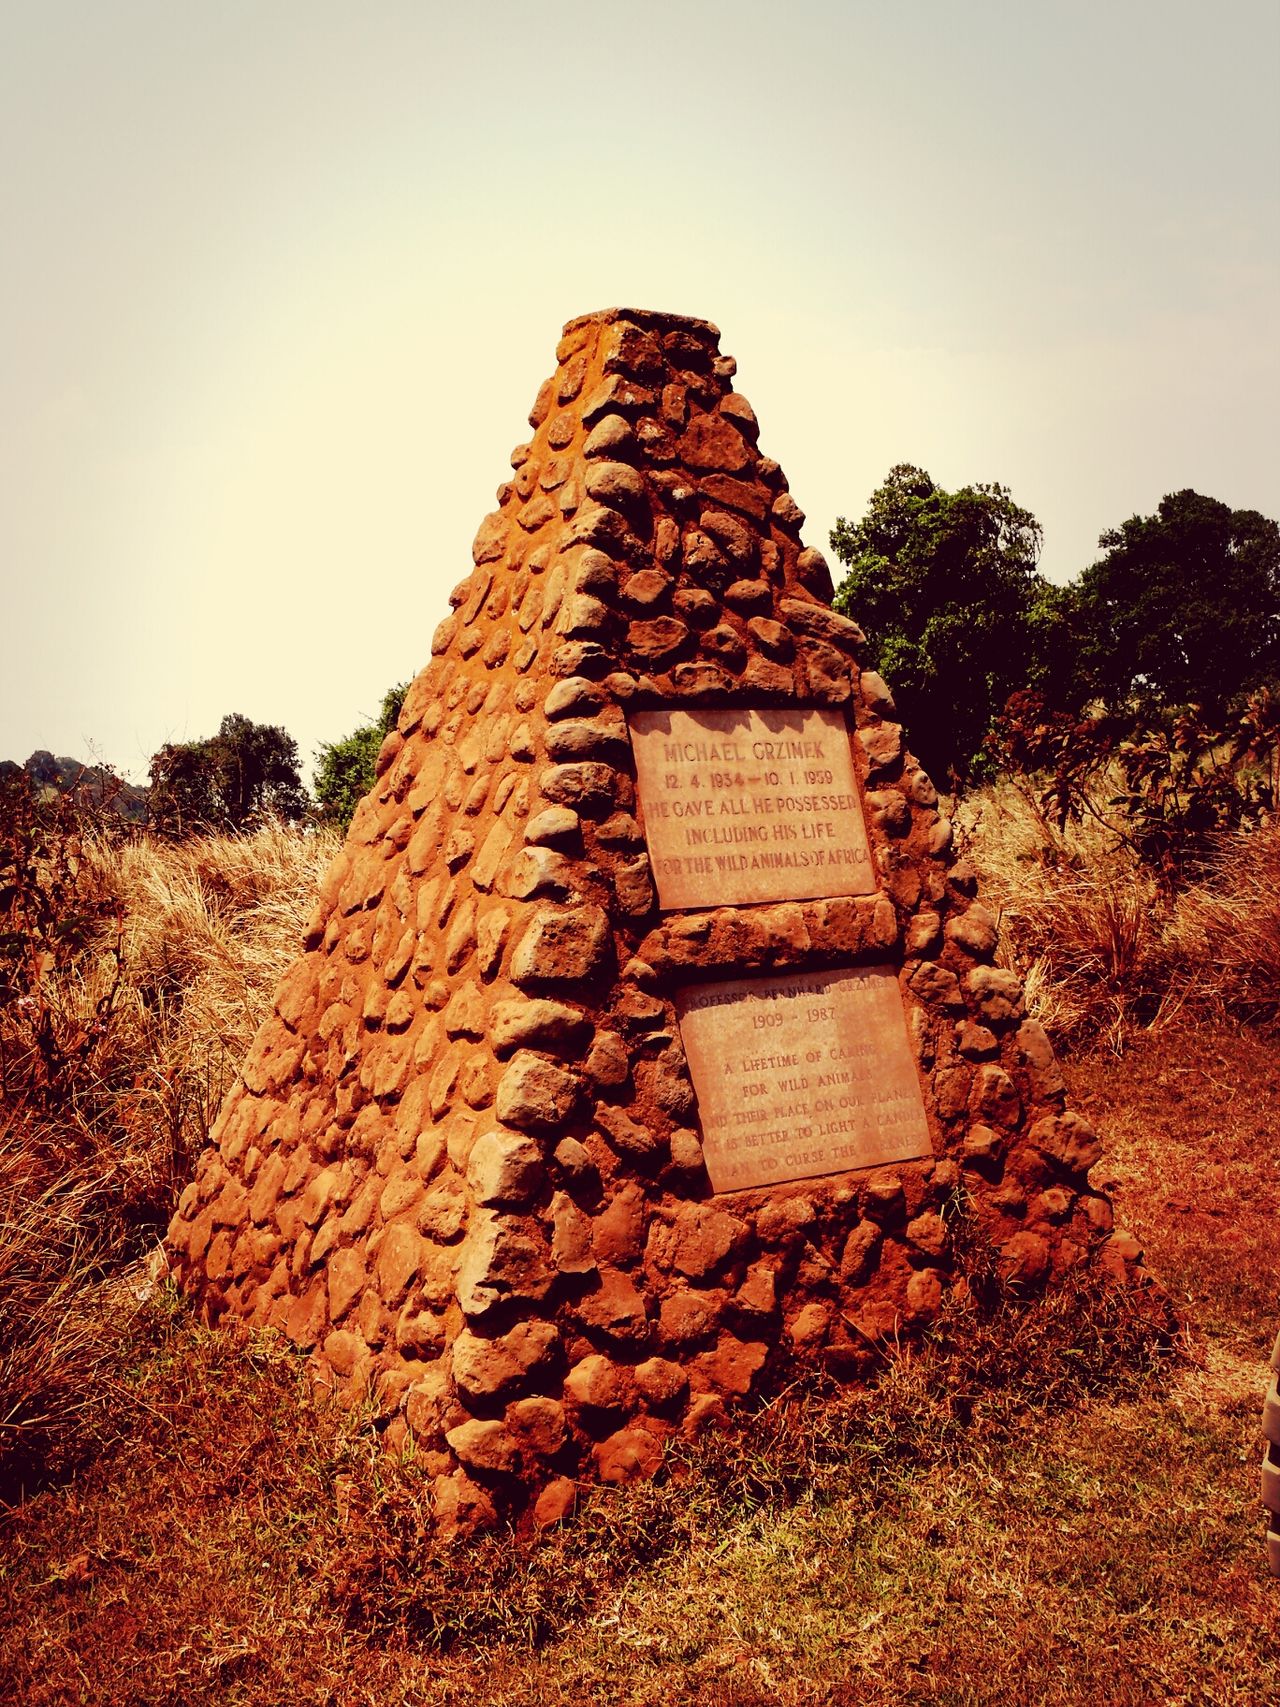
[0,822,336,1503]
[961,782,1280,1048]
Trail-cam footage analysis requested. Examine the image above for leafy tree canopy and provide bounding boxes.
[831,464,1053,785]
[1072,489,1280,714]
[148,714,309,838]
[314,682,409,829]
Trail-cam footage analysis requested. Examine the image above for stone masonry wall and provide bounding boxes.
[167,308,1124,1538]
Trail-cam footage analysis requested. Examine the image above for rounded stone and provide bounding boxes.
[583,414,639,460]
[451,1321,559,1401]
[524,806,581,846]
[491,997,592,1054]
[534,1477,576,1526]
[466,1127,545,1206]
[633,1357,689,1409]
[509,906,612,987]
[564,1352,625,1410]
[593,1426,663,1486]
[495,1052,584,1133]
[445,1418,521,1476]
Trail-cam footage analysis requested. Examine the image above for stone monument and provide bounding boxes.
[167,308,1125,1537]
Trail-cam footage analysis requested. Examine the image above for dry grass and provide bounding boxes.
[0,823,337,1502]
[0,1116,140,1498]
[1169,829,1280,1027]
[83,822,339,1171]
[0,817,1277,1701]
[959,783,1280,1049]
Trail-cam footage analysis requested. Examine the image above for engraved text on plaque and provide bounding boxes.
[676,965,933,1194]
[629,707,875,910]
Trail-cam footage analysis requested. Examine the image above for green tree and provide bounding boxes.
[830,464,1051,785]
[1072,489,1280,714]
[314,682,409,829]
[148,714,309,837]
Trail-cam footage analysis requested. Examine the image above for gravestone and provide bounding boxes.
[167,307,1128,1538]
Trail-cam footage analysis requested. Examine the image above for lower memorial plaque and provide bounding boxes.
[676,965,933,1194]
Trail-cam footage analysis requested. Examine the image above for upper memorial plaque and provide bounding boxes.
[629,707,876,910]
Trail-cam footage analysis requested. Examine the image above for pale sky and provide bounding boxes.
[3,1,1277,781]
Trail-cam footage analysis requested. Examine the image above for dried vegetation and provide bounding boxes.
[0,809,1276,1703]
[959,780,1280,1050]
[0,821,337,1500]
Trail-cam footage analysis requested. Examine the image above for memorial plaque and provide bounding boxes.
[629,707,876,910]
[676,965,932,1194]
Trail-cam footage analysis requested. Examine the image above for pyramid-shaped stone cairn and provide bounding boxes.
[168,308,1126,1536]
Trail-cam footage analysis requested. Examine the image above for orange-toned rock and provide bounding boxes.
[564,1353,625,1410]
[533,1476,576,1526]
[593,1425,664,1485]
[451,1321,558,1400]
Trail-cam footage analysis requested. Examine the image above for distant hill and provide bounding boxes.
[0,750,149,821]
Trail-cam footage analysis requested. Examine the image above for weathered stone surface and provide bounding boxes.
[998,1230,1051,1289]
[419,1172,468,1240]
[576,1267,649,1340]
[328,1247,368,1322]
[495,1052,583,1132]
[533,1477,576,1526]
[681,412,749,472]
[544,676,605,719]
[452,1321,558,1400]
[1028,1111,1103,1174]
[965,966,1025,1024]
[946,904,999,959]
[584,1029,629,1089]
[668,1203,747,1279]
[658,1286,723,1345]
[1017,1019,1067,1099]
[455,1211,553,1317]
[524,805,581,845]
[634,1356,688,1409]
[594,1104,663,1159]
[585,459,648,514]
[506,1395,567,1457]
[539,764,623,813]
[583,414,638,460]
[622,568,671,608]
[544,711,630,762]
[509,906,612,986]
[628,616,689,661]
[500,846,579,900]
[593,1425,663,1485]
[466,1127,545,1205]
[548,1190,596,1274]
[490,997,591,1054]
[446,1418,521,1476]
[564,1352,624,1409]
[969,1064,1022,1129]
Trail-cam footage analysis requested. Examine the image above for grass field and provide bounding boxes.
[0,819,1277,1705]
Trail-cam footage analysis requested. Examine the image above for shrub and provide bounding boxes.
[314,682,409,829]
[0,767,126,1107]
[987,686,1279,894]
